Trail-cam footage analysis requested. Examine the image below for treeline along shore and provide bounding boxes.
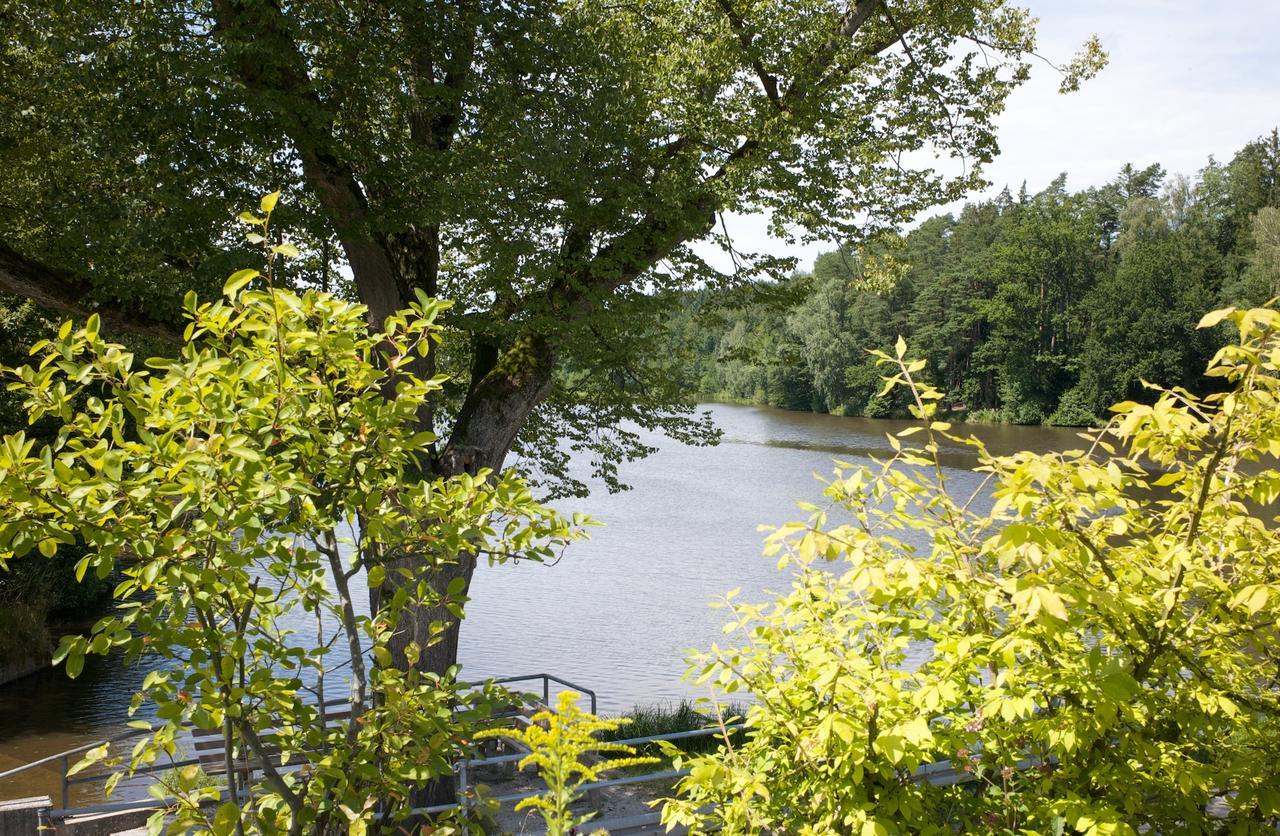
[665,130,1280,427]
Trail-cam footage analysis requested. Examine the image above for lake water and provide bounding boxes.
[0,403,1086,803]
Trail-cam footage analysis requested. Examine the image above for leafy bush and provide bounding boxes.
[998,379,1047,425]
[663,313,1280,835]
[861,394,894,419]
[0,196,583,834]
[1047,387,1101,427]
[965,406,1003,424]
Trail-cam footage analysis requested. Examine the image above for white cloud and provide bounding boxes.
[706,0,1280,274]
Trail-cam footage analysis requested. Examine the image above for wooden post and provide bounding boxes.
[0,795,51,835]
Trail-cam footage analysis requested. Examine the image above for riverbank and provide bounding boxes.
[696,392,1099,428]
[0,604,52,688]
[0,655,49,689]
[0,609,114,688]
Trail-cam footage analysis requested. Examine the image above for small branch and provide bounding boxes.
[320,529,368,742]
[236,720,306,817]
[1133,415,1235,681]
[713,0,781,107]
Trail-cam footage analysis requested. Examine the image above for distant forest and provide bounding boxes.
[666,130,1280,425]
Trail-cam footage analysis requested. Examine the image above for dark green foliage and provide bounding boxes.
[673,131,1280,423]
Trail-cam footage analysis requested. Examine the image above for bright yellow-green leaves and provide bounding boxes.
[0,201,585,834]
[222,268,259,299]
[475,691,657,836]
[664,305,1280,834]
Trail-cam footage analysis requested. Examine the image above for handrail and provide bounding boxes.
[9,672,595,820]
[37,695,1054,828]
[0,743,101,781]
[436,720,1018,820]
[483,673,597,714]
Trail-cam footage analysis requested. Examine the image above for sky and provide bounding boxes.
[706,0,1280,274]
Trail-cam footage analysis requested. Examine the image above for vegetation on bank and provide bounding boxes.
[666,131,1280,427]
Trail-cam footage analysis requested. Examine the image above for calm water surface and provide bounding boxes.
[0,404,1086,802]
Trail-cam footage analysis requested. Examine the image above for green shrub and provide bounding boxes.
[1047,387,1101,427]
[663,312,1280,835]
[0,196,583,835]
[477,692,656,836]
[862,394,893,419]
[965,406,1003,423]
[1001,399,1046,425]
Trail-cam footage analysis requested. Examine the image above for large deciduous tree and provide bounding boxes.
[0,0,1102,674]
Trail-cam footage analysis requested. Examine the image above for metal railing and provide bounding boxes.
[0,723,155,810]
[12,686,1019,833]
[483,672,597,715]
[439,722,746,818]
[433,722,1021,825]
[0,672,596,821]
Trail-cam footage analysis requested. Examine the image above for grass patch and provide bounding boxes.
[600,700,748,769]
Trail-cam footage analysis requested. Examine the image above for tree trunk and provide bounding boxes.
[369,328,557,666]
[366,328,555,809]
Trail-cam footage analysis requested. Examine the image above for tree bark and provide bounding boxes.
[371,330,557,665]
[0,242,182,343]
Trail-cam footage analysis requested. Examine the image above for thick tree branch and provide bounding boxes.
[210,0,403,325]
[406,0,479,154]
[396,1,481,440]
[585,196,718,298]
[0,241,182,342]
[784,0,884,103]
[440,333,557,475]
[440,192,700,475]
[714,0,781,106]
[610,0,885,284]
[519,0,889,358]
